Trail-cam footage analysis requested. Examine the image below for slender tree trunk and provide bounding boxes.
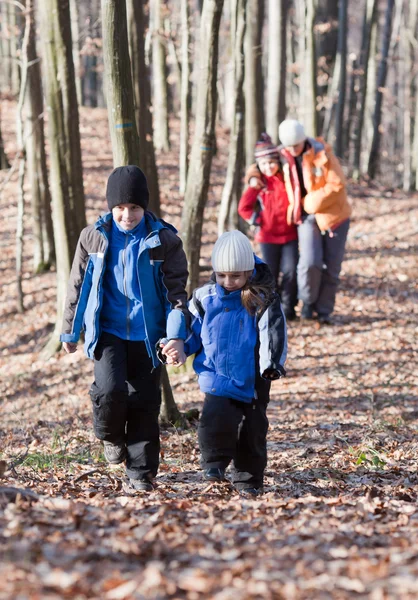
[244,0,264,166]
[352,0,377,180]
[39,0,86,356]
[101,0,139,167]
[8,2,20,96]
[25,0,54,271]
[127,0,161,214]
[301,0,317,136]
[179,0,190,195]
[150,0,170,152]
[368,0,395,179]
[315,0,338,133]
[218,0,246,235]
[266,0,288,143]
[0,107,10,170]
[181,0,224,294]
[15,3,30,313]
[334,0,348,158]
[410,1,418,189]
[69,0,82,105]
[343,56,357,163]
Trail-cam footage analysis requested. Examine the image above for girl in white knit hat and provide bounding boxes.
[161,230,287,496]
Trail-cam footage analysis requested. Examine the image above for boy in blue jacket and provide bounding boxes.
[161,230,287,495]
[61,166,189,492]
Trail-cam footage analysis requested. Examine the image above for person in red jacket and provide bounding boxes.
[238,134,298,320]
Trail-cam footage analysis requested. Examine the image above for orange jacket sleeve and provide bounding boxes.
[303,152,346,214]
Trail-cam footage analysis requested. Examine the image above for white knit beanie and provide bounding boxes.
[211,231,255,273]
[278,119,306,147]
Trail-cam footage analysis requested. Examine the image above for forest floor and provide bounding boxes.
[1,101,418,599]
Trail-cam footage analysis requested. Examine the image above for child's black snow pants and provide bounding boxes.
[89,332,161,480]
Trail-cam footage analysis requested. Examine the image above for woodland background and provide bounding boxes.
[1,0,418,598]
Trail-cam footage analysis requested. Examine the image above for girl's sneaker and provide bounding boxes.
[204,468,226,482]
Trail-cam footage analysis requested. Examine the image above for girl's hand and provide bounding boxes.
[249,176,264,190]
[160,339,187,367]
[63,342,78,354]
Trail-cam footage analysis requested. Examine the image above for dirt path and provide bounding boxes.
[1,103,418,599]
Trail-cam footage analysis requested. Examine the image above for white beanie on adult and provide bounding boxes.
[278,119,306,147]
[211,230,255,273]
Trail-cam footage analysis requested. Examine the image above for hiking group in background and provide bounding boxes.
[240,119,352,325]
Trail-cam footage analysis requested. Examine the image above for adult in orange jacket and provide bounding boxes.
[277,119,351,323]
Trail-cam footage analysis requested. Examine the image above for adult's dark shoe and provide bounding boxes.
[301,303,314,320]
[103,441,127,465]
[284,308,297,321]
[318,314,332,325]
[204,468,226,482]
[129,477,154,492]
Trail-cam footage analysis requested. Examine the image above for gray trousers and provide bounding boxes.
[297,214,350,316]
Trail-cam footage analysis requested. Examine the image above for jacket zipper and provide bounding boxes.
[122,235,130,340]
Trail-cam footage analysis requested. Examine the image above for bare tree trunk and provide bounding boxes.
[266,0,288,144]
[301,0,317,136]
[39,0,86,357]
[218,0,246,235]
[101,0,140,167]
[8,2,20,96]
[15,2,30,313]
[0,107,10,170]
[244,0,264,167]
[343,56,358,163]
[25,0,54,272]
[368,0,395,179]
[411,1,418,189]
[150,0,170,152]
[181,0,224,294]
[404,0,418,191]
[333,0,348,158]
[179,0,190,195]
[316,0,338,133]
[69,0,82,105]
[126,0,161,214]
[352,0,377,181]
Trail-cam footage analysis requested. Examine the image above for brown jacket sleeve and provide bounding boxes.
[61,227,92,338]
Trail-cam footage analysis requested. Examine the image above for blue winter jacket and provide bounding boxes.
[60,211,190,367]
[184,258,287,402]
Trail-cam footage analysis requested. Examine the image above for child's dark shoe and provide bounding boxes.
[103,441,127,464]
[129,476,154,492]
[318,313,332,325]
[237,485,264,497]
[204,468,226,482]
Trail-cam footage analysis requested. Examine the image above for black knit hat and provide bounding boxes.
[106,165,149,211]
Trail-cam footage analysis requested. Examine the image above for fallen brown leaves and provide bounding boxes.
[1,101,418,599]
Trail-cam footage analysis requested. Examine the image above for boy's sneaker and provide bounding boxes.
[103,441,127,465]
[301,303,314,320]
[129,475,155,492]
[204,468,226,482]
